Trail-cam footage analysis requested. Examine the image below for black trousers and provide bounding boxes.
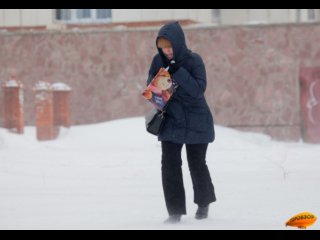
[161,141,216,216]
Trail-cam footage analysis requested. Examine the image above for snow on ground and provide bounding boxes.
[0,117,319,230]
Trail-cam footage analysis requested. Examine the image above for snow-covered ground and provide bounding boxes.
[0,117,319,230]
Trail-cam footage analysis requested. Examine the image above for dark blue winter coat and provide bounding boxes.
[147,22,215,144]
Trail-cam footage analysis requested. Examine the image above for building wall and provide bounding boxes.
[1,9,21,26]
[0,9,53,27]
[221,9,248,25]
[219,9,319,26]
[1,23,320,141]
[0,9,212,27]
[1,9,319,28]
[269,9,293,23]
[0,87,2,127]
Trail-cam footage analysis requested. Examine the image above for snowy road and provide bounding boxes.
[0,118,319,229]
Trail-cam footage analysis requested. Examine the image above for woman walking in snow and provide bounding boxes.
[146,22,217,224]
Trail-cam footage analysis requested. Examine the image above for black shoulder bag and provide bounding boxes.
[145,108,167,136]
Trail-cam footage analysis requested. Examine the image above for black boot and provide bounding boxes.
[164,214,182,224]
[195,205,209,220]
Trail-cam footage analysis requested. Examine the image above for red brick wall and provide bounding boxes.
[1,23,320,141]
[0,90,3,127]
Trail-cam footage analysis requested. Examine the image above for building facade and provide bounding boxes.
[0,9,319,28]
[1,10,320,142]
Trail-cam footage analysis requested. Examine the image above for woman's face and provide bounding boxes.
[162,48,173,60]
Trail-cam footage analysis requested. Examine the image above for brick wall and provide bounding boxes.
[0,89,3,127]
[1,23,320,141]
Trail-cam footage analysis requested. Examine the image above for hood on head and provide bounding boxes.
[156,21,190,65]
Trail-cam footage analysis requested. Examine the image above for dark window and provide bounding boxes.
[96,9,112,19]
[56,9,112,23]
[77,9,91,19]
[56,9,71,20]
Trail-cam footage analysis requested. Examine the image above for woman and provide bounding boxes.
[146,22,216,224]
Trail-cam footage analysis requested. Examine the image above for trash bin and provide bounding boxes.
[300,67,320,143]
[1,78,24,134]
[34,81,59,141]
[52,83,72,128]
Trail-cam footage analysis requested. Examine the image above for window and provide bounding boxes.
[77,9,91,19]
[56,9,112,24]
[296,9,301,22]
[56,9,71,21]
[308,9,316,21]
[97,9,112,19]
[212,9,221,24]
[296,9,319,23]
